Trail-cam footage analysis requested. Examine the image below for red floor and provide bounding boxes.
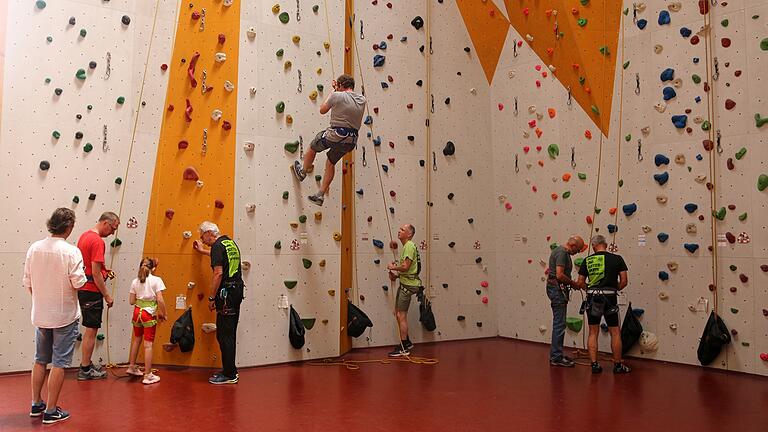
[1,338,766,432]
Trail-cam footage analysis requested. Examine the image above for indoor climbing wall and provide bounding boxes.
[0,0,179,372]
[491,0,768,375]
[351,0,498,350]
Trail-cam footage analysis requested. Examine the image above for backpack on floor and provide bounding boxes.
[418,288,436,332]
[347,300,373,338]
[170,308,195,353]
[620,302,643,355]
[697,311,731,366]
[289,305,306,349]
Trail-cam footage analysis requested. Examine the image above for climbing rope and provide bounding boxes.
[610,6,627,248]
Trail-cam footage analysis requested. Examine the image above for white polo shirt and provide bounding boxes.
[23,237,87,328]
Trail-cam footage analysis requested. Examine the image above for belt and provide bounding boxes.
[331,127,359,137]
[587,290,618,295]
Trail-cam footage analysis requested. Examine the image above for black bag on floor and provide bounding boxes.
[418,288,437,331]
[347,301,373,337]
[170,308,195,353]
[289,305,306,349]
[697,311,731,366]
[620,302,643,355]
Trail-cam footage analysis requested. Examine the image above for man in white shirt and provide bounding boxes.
[23,208,87,424]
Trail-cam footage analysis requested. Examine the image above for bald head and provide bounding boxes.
[565,235,585,255]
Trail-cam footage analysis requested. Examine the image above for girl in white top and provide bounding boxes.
[125,258,167,384]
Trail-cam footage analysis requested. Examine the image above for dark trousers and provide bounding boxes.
[216,312,240,378]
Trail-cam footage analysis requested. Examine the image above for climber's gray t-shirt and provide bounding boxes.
[328,91,366,130]
[546,246,572,287]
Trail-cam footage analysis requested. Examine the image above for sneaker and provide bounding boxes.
[550,357,575,367]
[591,362,603,374]
[78,365,107,380]
[30,402,46,417]
[125,366,144,377]
[142,373,161,385]
[308,193,324,206]
[293,161,307,182]
[388,346,410,357]
[42,407,70,424]
[613,363,632,374]
[209,373,238,385]
[402,340,414,351]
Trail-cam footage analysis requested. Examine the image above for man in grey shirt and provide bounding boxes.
[546,235,585,367]
[293,74,366,206]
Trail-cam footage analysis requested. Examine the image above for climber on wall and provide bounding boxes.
[386,224,421,357]
[292,73,366,206]
[575,235,631,374]
[545,235,584,368]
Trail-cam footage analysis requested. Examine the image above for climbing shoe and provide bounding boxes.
[308,193,324,206]
[388,346,410,357]
[613,363,632,374]
[550,357,575,367]
[42,407,70,424]
[591,362,603,374]
[209,373,238,385]
[293,161,306,182]
[30,402,46,417]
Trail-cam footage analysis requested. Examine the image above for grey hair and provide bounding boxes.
[199,221,220,236]
[591,235,607,247]
[407,224,415,237]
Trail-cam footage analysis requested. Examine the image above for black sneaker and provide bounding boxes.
[308,193,324,206]
[550,357,575,367]
[613,363,632,374]
[293,161,306,182]
[591,362,603,374]
[42,407,70,424]
[388,346,410,357]
[30,402,46,417]
[209,373,238,385]
[403,340,414,351]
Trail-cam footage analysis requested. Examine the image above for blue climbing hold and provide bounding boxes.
[631,308,645,317]
[695,96,701,103]
[663,87,677,101]
[654,171,670,185]
[684,243,700,253]
[364,115,373,125]
[657,232,669,242]
[680,27,692,38]
[684,203,698,213]
[378,41,387,50]
[660,68,675,82]
[637,19,648,30]
[372,136,382,146]
[671,115,687,129]
[381,164,389,172]
[372,239,384,249]
[373,54,385,67]
[380,82,389,89]
[356,188,364,195]
[608,224,618,233]
[696,154,703,161]
[622,203,638,216]
[654,154,670,167]
[659,271,669,281]
[658,10,671,25]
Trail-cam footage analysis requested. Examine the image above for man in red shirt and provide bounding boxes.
[76,212,119,380]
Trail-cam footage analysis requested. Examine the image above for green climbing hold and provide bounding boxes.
[594,207,602,214]
[618,179,624,187]
[701,120,711,131]
[96,333,105,341]
[46,36,53,43]
[83,143,93,152]
[758,174,768,192]
[562,191,571,199]
[276,48,284,57]
[274,240,282,249]
[692,74,701,84]
[713,207,726,221]
[574,258,584,267]
[756,113,768,128]
[302,258,312,269]
[317,84,324,92]
[301,318,316,330]
[761,38,768,51]
[752,15,760,20]
[114,177,122,185]
[52,130,60,139]
[72,196,80,204]
[116,96,126,105]
[110,238,122,248]
[312,5,319,13]
[547,144,559,159]
[729,265,737,271]
[276,101,285,113]
[738,212,747,221]
[730,307,739,314]
[579,76,586,85]
[282,191,289,199]
[566,317,583,333]
[45,77,51,83]
[79,28,87,38]
[623,8,629,15]
[735,147,747,160]
[599,46,610,56]
[622,61,630,70]
[278,12,290,23]
[580,0,590,5]
[577,18,587,27]
[720,19,729,27]
[299,214,307,223]
[591,105,600,115]
[284,141,299,153]
[549,242,558,250]
[577,173,587,180]
[76,68,86,80]
[624,134,631,142]
[284,280,297,289]
[35,0,46,10]
[314,174,322,182]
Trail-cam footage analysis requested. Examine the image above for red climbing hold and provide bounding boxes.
[167,104,174,112]
[388,141,395,148]
[387,34,393,40]
[761,264,768,272]
[725,99,736,110]
[734,70,742,77]
[389,190,396,197]
[730,287,737,293]
[188,51,200,88]
[406,103,413,109]
[505,202,512,210]
[185,99,193,122]
[165,209,175,220]
[160,63,168,71]
[373,107,379,114]
[546,47,554,56]
[535,146,542,152]
[572,63,580,70]
[727,158,735,170]
[691,35,700,45]
[727,204,736,210]
[535,80,541,88]
[523,7,530,16]
[388,157,395,163]
[386,2,392,8]
[698,0,709,15]
[222,120,232,130]
[584,130,592,139]
[586,215,593,225]
[608,207,617,215]
[178,140,189,149]
[532,185,537,192]
[551,193,558,200]
[215,200,225,209]
[183,166,199,181]
[562,173,571,182]
[489,9,495,17]
[721,38,731,48]
[480,281,489,288]
[218,33,226,45]
[739,274,748,283]
[481,296,489,304]
[523,146,530,153]
[726,232,736,243]
[191,10,201,20]
[498,103,504,111]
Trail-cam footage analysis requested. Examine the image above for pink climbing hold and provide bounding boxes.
[498,103,504,111]
[191,10,201,20]
[481,296,489,304]
[185,99,193,122]
[761,353,768,362]
[183,166,199,181]
[535,65,541,71]
[523,7,530,16]
[480,281,489,288]
[188,51,200,88]
[523,146,530,153]
[725,99,736,110]
[215,200,225,209]
[505,202,512,210]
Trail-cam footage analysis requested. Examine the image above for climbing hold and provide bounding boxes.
[578,18,588,27]
[79,29,87,38]
[657,232,669,242]
[116,96,126,105]
[114,177,123,185]
[298,215,307,224]
[684,243,699,253]
[279,12,289,23]
[663,87,676,101]
[443,141,455,156]
[659,271,669,281]
[680,27,692,38]
[275,101,286,113]
[284,141,299,153]
[372,239,384,249]
[692,74,701,84]
[475,257,482,264]
[566,317,583,333]
[637,19,647,30]
[639,332,659,352]
[75,68,86,80]
[302,258,312,269]
[83,143,93,153]
[735,147,747,160]
[284,280,298,289]
[598,46,609,56]
[373,55,385,67]
[590,105,600,115]
[411,16,424,30]
[547,144,559,159]
[35,0,46,9]
[660,68,675,82]
[671,115,687,128]
[183,166,200,181]
[658,10,671,25]
[608,224,618,233]
[622,203,637,216]
[755,113,768,128]
[653,172,670,185]
[658,291,669,300]
[39,160,50,171]
[701,121,711,131]
[713,207,726,221]
[110,238,122,248]
[684,203,698,214]
[448,242,455,248]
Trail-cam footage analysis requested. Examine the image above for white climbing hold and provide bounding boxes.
[183,231,193,239]
[508,70,516,79]
[536,113,543,120]
[669,322,678,331]
[498,194,507,202]
[635,3,647,12]
[693,116,704,124]
[694,175,707,184]
[641,225,652,233]
[247,27,257,39]
[641,126,651,135]
[640,332,659,352]
[211,109,223,121]
[667,2,682,12]
[224,80,235,92]
[249,87,257,95]
[551,176,558,183]
[470,88,477,94]
[245,203,256,213]
[548,64,556,72]
[201,323,217,333]
[528,105,537,114]
[196,180,204,188]
[539,325,547,333]
[187,282,196,289]
[654,102,667,113]
[215,52,227,63]
[243,141,255,151]
[696,24,710,36]
[658,291,669,300]
[525,34,534,42]
[522,131,530,138]
[526,162,533,169]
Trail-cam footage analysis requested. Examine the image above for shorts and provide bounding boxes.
[586,293,620,327]
[395,284,420,312]
[132,307,157,342]
[311,128,357,165]
[35,319,79,368]
[78,290,104,329]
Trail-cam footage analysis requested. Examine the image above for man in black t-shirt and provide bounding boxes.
[576,235,631,374]
[193,221,244,385]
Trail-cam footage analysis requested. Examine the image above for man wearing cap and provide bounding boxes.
[546,235,584,367]
[576,235,631,374]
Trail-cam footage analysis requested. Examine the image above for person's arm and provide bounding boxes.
[91,262,114,307]
[618,271,628,290]
[555,265,576,286]
[23,249,33,295]
[69,251,87,290]
[129,292,137,306]
[387,257,412,273]
[193,240,211,256]
[575,275,587,291]
[320,89,337,114]
[156,291,167,322]
[209,266,224,310]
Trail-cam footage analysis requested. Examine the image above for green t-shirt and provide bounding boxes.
[399,240,421,287]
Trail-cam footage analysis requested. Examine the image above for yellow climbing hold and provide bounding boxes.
[309,90,318,101]
[272,4,280,13]
[316,67,323,75]
[314,211,322,221]
[327,289,335,296]
[333,232,342,241]
[290,221,299,228]
[292,35,301,43]
[323,41,331,49]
